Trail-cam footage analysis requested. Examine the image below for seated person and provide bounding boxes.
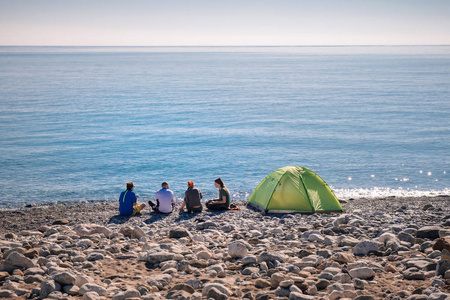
[149,181,175,213]
[119,181,146,216]
[180,181,203,213]
[206,178,230,211]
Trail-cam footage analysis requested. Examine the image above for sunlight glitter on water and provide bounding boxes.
[333,187,450,199]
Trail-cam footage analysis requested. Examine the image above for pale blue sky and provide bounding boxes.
[0,0,449,46]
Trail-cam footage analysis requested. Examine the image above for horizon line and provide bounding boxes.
[1,44,450,47]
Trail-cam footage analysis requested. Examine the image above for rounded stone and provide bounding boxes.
[228,241,248,258]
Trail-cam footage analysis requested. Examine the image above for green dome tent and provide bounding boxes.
[247,166,342,213]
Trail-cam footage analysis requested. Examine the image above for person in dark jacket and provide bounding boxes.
[180,181,203,213]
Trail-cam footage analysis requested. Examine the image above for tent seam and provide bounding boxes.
[297,167,315,213]
[265,171,284,210]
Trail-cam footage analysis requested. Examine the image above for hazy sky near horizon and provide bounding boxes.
[1,0,449,46]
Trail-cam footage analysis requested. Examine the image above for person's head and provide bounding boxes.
[161,182,169,189]
[187,181,194,188]
[126,181,135,191]
[214,178,225,188]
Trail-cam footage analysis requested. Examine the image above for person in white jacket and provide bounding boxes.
[149,182,175,213]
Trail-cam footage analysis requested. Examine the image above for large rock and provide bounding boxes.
[323,267,342,275]
[274,286,291,297]
[228,241,248,258]
[40,279,61,299]
[86,252,104,261]
[53,219,70,225]
[439,229,450,238]
[242,267,259,275]
[75,274,92,287]
[190,259,209,268]
[24,267,45,276]
[147,274,173,290]
[169,227,190,238]
[308,233,325,243]
[83,291,100,300]
[202,283,232,297]
[255,278,271,288]
[378,232,397,244]
[428,293,449,300]
[348,267,375,280]
[54,271,77,285]
[166,290,193,300]
[3,248,25,258]
[77,239,94,248]
[207,287,228,300]
[315,279,330,290]
[386,237,401,251]
[331,252,355,263]
[63,285,79,296]
[170,283,195,294]
[79,283,107,296]
[160,260,178,271]
[207,263,223,274]
[417,226,442,240]
[74,224,112,238]
[289,292,315,299]
[404,259,433,270]
[19,230,43,237]
[196,250,211,260]
[378,232,401,251]
[398,232,416,244]
[432,237,450,252]
[270,272,286,288]
[402,268,425,280]
[119,226,133,237]
[5,251,35,269]
[330,290,358,300]
[147,252,175,264]
[111,288,141,300]
[116,252,138,260]
[436,260,450,277]
[317,249,332,259]
[196,221,217,230]
[24,274,45,284]
[131,227,146,239]
[442,249,450,261]
[333,215,349,226]
[258,251,287,263]
[0,272,9,281]
[241,256,257,266]
[0,290,17,298]
[186,278,202,289]
[3,232,16,239]
[24,248,39,259]
[353,240,379,256]
[338,236,360,247]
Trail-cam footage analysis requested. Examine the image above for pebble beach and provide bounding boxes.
[0,196,449,300]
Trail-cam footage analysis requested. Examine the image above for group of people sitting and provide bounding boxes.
[118,178,230,216]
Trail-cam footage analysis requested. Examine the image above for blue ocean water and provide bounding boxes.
[0,46,449,208]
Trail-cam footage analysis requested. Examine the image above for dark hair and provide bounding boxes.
[214,178,225,188]
[126,181,134,191]
[161,182,169,188]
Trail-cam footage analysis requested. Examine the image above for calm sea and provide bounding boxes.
[0,46,449,208]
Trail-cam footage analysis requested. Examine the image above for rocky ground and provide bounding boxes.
[0,196,449,300]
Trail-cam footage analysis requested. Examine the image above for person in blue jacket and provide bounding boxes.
[119,181,146,216]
